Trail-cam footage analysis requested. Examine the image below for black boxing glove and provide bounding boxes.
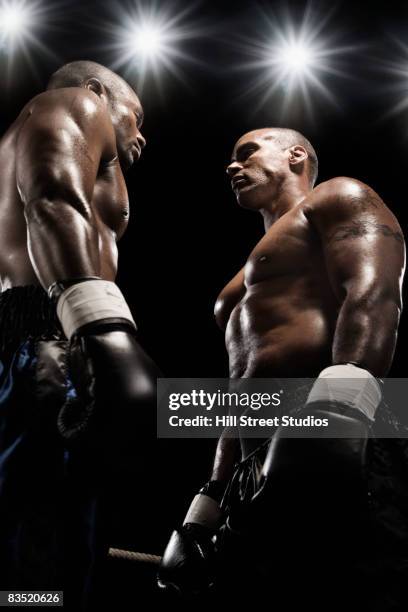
[253,364,381,536]
[49,277,157,443]
[158,481,224,596]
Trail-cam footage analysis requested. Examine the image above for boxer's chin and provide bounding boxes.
[118,149,134,172]
[235,186,259,210]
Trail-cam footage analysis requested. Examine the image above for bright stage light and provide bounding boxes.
[1,5,27,35]
[0,0,59,84]
[277,41,315,74]
[113,10,181,76]
[264,30,324,95]
[129,22,164,58]
[234,6,353,119]
[0,0,32,40]
[101,2,203,93]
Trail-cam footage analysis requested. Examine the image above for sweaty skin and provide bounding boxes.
[215,178,404,378]
[211,129,405,481]
[0,85,145,289]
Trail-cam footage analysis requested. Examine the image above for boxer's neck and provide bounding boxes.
[260,179,311,231]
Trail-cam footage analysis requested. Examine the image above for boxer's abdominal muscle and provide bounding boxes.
[225,285,336,377]
[0,109,128,289]
[215,206,339,378]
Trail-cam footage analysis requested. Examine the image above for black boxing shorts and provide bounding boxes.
[0,286,109,609]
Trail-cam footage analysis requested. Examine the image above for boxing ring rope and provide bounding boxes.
[108,547,162,565]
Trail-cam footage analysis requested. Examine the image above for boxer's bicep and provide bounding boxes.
[311,182,405,373]
[324,224,404,305]
[312,181,405,306]
[15,105,111,287]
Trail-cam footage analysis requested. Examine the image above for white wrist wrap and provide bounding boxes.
[56,280,136,340]
[183,494,222,530]
[307,363,382,422]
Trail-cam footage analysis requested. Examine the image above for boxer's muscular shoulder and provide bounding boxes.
[304,176,404,240]
[305,176,385,216]
[17,88,116,159]
[21,88,111,127]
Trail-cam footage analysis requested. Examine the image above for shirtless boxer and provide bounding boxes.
[0,61,159,608]
[159,128,406,604]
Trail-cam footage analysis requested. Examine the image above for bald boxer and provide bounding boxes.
[159,128,406,605]
[0,61,159,608]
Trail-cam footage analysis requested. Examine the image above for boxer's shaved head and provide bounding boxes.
[248,128,318,187]
[47,61,139,110]
[48,61,131,97]
[47,61,145,171]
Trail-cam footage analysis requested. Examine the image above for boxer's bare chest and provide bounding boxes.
[215,205,325,330]
[92,159,130,241]
[245,205,315,285]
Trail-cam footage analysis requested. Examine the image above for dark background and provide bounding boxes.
[1,0,407,558]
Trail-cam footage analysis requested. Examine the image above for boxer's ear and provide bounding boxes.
[288,145,308,168]
[84,78,107,103]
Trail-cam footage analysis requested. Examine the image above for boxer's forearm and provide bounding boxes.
[332,295,401,377]
[210,429,240,484]
[25,197,100,289]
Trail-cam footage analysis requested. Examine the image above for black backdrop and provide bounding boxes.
[1,0,407,555]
